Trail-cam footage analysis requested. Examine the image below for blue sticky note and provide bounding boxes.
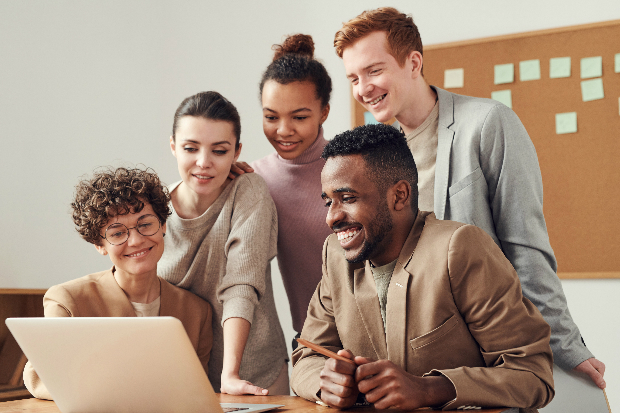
[550,57,571,79]
[615,53,620,73]
[581,78,604,102]
[519,59,541,81]
[580,56,602,79]
[556,112,577,134]
[494,63,514,85]
[364,111,380,125]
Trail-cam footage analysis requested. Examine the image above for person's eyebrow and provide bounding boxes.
[211,141,232,146]
[263,107,312,114]
[363,62,385,71]
[334,187,357,194]
[321,187,357,200]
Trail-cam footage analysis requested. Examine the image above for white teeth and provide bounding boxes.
[194,174,212,179]
[279,142,295,146]
[337,228,360,241]
[127,250,147,258]
[369,95,386,105]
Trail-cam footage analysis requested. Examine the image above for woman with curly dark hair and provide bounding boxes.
[23,167,213,400]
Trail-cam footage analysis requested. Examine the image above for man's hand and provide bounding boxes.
[228,162,254,179]
[354,356,456,410]
[318,349,359,408]
[574,357,606,389]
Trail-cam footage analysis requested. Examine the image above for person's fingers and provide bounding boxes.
[574,358,606,389]
[325,356,357,376]
[336,349,355,359]
[589,358,606,377]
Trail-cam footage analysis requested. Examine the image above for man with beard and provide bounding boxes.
[291,124,554,411]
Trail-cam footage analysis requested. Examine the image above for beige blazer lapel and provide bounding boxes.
[385,211,428,367]
[100,268,138,317]
[353,264,388,360]
[433,87,455,220]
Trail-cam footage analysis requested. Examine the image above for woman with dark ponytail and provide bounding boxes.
[251,34,333,349]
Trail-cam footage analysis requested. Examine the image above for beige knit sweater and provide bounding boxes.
[158,173,288,391]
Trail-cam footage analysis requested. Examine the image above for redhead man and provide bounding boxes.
[291,124,554,410]
[333,7,604,388]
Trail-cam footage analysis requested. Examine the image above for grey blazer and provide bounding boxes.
[432,86,592,369]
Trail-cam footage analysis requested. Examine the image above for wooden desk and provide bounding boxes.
[0,394,515,412]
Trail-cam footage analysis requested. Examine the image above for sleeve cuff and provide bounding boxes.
[221,296,256,326]
[423,369,458,410]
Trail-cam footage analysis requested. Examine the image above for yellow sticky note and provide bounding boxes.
[444,68,464,88]
[580,56,603,79]
[581,78,604,102]
[519,59,541,81]
[491,90,512,108]
[550,57,571,78]
[556,112,577,134]
[494,63,514,85]
[615,53,620,73]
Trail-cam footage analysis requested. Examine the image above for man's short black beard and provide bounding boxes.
[345,199,393,264]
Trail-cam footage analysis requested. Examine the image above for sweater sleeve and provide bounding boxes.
[217,174,278,325]
[23,285,73,400]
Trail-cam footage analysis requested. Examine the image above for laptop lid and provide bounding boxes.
[6,317,280,413]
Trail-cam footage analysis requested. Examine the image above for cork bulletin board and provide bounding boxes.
[352,20,620,279]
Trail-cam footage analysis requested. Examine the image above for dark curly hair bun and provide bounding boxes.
[260,33,332,108]
[272,34,314,61]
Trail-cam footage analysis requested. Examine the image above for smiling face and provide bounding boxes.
[321,154,395,265]
[95,202,166,279]
[262,80,329,160]
[342,31,419,124]
[171,116,241,203]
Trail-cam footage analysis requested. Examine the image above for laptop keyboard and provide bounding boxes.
[221,408,249,412]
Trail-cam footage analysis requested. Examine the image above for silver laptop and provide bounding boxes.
[6,317,283,413]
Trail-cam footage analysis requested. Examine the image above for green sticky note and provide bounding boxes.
[615,53,620,73]
[550,57,571,78]
[494,63,514,85]
[556,112,577,134]
[364,111,380,125]
[444,68,464,88]
[580,56,603,79]
[519,59,541,81]
[581,78,604,102]
[491,90,512,108]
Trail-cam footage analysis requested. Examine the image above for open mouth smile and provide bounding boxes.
[125,247,153,258]
[366,94,386,106]
[336,226,362,247]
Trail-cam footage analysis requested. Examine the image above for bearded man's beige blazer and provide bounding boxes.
[292,211,554,410]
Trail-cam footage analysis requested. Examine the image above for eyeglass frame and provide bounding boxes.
[99,214,163,246]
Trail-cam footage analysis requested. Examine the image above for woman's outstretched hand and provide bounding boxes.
[220,375,268,395]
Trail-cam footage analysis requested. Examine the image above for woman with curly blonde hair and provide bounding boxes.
[23,167,213,400]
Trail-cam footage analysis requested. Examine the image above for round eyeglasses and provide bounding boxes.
[101,214,162,246]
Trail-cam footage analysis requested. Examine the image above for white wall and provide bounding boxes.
[1,0,618,408]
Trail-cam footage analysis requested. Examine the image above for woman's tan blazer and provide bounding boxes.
[23,268,213,400]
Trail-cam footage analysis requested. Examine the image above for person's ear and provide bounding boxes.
[233,143,242,163]
[320,104,330,125]
[95,243,108,256]
[407,50,423,79]
[170,136,177,158]
[391,180,411,211]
